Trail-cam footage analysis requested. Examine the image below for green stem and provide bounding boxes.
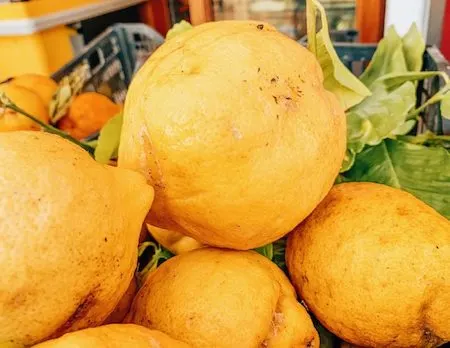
[407,83,450,120]
[4,102,95,155]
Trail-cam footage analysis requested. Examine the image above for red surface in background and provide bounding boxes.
[442,0,450,60]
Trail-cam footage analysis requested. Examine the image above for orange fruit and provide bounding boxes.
[58,92,122,140]
[11,73,58,108]
[0,84,49,132]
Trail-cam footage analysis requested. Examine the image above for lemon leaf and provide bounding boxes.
[343,139,450,219]
[306,0,371,110]
[360,27,408,89]
[94,112,123,164]
[402,23,426,73]
[254,244,273,260]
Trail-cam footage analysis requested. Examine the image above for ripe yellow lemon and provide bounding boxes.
[287,182,450,348]
[33,324,190,348]
[118,20,346,250]
[126,248,319,347]
[0,132,154,346]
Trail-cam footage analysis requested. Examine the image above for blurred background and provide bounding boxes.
[0,0,449,80]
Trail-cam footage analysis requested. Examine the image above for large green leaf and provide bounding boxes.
[344,139,450,218]
[306,0,371,110]
[94,112,123,164]
[402,23,426,72]
[360,27,408,89]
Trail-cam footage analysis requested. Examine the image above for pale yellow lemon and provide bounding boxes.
[118,20,346,250]
[287,182,450,348]
[33,324,190,348]
[126,248,319,348]
[0,132,154,347]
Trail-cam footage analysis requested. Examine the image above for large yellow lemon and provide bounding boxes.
[126,248,319,347]
[33,324,190,348]
[0,132,154,346]
[287,182,450,348]
[118,20,346,249]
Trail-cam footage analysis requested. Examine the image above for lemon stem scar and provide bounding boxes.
[0,92,95,155]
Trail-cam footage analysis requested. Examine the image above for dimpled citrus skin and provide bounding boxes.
[0,84,49,132]
[126,248,319,348]
[32,324,191,348]
[118,20,346,250]
[0,132,154,347]
[286,183,450,348]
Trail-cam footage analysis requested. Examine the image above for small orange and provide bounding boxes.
[0,84,49,132]
[11,74,58,108]
[58,92,122,140]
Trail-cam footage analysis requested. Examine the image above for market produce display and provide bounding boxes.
[0,0,449,347]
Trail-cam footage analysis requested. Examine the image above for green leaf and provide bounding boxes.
[360,27,408,89]
[94,112,123,164]
[441,92,450,119]
[166,20,193,40]
[272,238,287,273]
[376,71,446,90]
[254,243,274,260]
[402,23,426,72]
[391,119,416,136]
[306,0,371,110]
[340,149,357,173]
[344,139,450,218]
[346,82,415,147]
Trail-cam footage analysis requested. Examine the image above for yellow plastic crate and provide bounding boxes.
[0,0,146,80]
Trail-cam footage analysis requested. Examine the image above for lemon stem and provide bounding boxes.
[1,96,94,155]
